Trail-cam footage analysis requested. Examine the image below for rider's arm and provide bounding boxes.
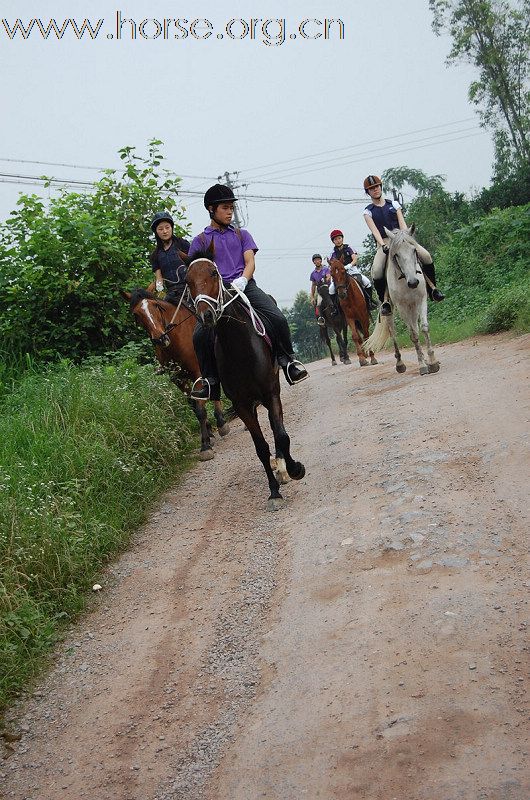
[310,281,317,302]
[242,249,256,281]
[364,214,386,247]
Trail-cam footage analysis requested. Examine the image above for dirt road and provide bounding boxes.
[2,334,528,800]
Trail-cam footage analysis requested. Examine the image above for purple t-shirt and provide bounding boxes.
[310,266,330,285]
[188,225,258,282]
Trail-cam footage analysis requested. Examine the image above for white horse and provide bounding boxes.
[364,226,440,375]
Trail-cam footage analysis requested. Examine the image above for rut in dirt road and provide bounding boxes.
[2,334,529,800]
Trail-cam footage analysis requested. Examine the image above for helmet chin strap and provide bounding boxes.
[210,206,231,229]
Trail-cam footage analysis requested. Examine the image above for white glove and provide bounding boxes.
[155,280,164,292]
[231,276,248,292]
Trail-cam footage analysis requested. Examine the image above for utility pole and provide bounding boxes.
[218,170,245,228]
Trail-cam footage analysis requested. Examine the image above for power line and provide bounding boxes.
[248,128,484,182]
[238,117,477,177]
[0,156,212,181]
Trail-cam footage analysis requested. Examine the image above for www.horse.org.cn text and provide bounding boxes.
[1,14,346,46]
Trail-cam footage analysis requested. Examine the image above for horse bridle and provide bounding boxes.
[188,258,267,338]
[388,249,422,281]
[136,298,192,348]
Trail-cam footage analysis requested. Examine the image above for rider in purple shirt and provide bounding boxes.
[188,184,308,400]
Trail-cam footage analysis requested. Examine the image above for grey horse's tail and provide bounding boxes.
[364,314,391,353]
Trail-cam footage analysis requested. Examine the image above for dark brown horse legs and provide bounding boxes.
[191,399,214,458]
[235,405,282,500]
[267,397,305,481]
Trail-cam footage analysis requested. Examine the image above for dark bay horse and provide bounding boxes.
[318,284,351,365]
[328,258,378,367]
[185,249,305,507]
[122,288,230,460]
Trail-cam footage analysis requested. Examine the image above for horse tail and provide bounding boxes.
[364,315,391,352]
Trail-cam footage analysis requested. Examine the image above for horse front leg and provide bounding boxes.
[190,398,214,460]
[408,321,429,375]
[420,306,440,374]
[213,400,231,436]
[235,404,283,508]
[387,315,406,373]
[348,321,369,367]
[325,329,336,366]
[337,324,351,365]
[267,394,305,485]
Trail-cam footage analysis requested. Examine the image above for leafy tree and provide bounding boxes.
[283,291,326,362]
[382,166,447,197]
[0,140,188,362]
[429,0,530,174]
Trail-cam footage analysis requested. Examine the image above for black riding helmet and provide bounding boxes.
[203,184,238,210]
[312,254,322,262]
[150,212,174,232]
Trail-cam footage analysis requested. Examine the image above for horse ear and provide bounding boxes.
[178,250,190,263]
[339,254,345,265]
[383,226,395,239]
[120,289,131,301]
[207,239,215,259]
[408,223,416,236]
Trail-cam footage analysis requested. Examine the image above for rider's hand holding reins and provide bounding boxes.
[231,276,248,292]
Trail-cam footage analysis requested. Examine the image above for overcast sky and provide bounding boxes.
[1,1,494,305]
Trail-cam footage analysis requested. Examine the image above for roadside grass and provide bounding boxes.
[0,352,196,712]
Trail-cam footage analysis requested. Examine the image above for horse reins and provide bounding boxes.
[188,258,267,338]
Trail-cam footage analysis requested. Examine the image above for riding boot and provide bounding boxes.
[422,262,445,302]
[277,353,309,385]
[373,277,392,316]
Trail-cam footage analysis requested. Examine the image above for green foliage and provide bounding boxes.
[382,166,447,196]
[428,202,530,337]
[284,290,327,362]
[0,353,196,710]
[406,189,475,254]
[0,140,189,363]
[429,0,530,174]
[473,160,530,213]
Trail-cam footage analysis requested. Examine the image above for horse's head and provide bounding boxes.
[384,226,422,289]
[126,288,173,348]
[329,256,348,299]
[185,242,224,328]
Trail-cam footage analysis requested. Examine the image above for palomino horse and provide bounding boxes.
[328,257,378,367]
[318,284,351,365]
[363,227,440,375]
[122,288,230,460]
[185,248,305,508]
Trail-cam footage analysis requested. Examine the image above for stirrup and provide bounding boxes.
[317,316,326,327]
[190,377,211,400]
[285,360,309,385]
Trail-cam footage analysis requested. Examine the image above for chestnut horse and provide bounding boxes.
[185,248,305,508]
[122,288,230,460]
[328,257,378,367]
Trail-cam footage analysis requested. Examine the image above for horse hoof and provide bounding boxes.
[343,359,351,365]
[396,363,406,373]
[370,358,378,365]
[428,362,440,374]
[289,462,306,481]
[267,497,284,512]
[199,448,215,461]
[360,359,369,367]
[331,360,337,366]
[419,365,429,375]
[218,423,230,437]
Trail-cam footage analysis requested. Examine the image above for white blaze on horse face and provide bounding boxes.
[141,298,157,329]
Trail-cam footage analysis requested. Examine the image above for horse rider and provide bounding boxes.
[328,229,376,311]
[150,212,190,297]
[362,175,445,316]
[309,254,332,326]
[187,184,309,400]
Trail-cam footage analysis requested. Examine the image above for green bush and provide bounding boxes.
[0,140,188,363]
[0,354,196,711]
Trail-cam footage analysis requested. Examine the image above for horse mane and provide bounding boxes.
[388,229,417,258]
[129,287,156,309]
[187,249,215,263]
